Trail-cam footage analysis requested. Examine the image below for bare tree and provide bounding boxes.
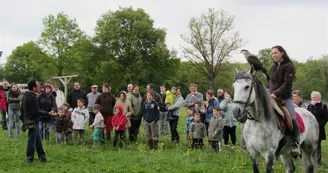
[181,8,244,89]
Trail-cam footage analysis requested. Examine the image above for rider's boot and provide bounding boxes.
[291,119,301,158]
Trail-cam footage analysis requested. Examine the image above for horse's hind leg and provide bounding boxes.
[301,144,317,173]
[264,152,275,173]
[249,150,261,173]
[280,155,295,173]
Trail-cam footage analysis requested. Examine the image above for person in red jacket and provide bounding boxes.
[0,86,7,130]
[112,105,126,148]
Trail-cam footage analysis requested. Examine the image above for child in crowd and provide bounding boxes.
[143,91,160,150]
[165,87,176,120]
[189,113,206,149]
[208,106,224,152]
[71,98,89,145]
[185,108,194,147]
[112,105,127,148]
[56,107,68,144]
[193,102,206,123]
[62,103,73,143]
[89,104,105,147]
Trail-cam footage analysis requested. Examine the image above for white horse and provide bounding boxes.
[232,69,319,173]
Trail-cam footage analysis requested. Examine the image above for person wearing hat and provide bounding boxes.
[292,90,308,109]
[87,85,101,125]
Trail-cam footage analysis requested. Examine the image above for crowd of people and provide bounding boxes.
[0,46,327,165]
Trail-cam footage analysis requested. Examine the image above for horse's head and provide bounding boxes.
[232,68,256,121]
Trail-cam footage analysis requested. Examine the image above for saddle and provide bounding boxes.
[271,98,305,134]
[271,98,293,133]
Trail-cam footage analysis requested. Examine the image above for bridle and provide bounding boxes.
[232,79,260,122]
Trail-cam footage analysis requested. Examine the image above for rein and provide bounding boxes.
[232,80,260,122]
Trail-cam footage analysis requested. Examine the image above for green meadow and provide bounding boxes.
[1,108,328,173]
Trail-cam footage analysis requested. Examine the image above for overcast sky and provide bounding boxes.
[0,0,327,64]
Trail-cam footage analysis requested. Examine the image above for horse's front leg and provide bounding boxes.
[264,152,275,173]
[249,149,261,173]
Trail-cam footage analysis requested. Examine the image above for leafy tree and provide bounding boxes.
[258,48,272,70]
[94,7,179,89]
[4,41,54,83]
[181,8,244,89]
[0,64,5,81]
[38,12,83,76]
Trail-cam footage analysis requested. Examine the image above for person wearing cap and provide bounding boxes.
[292,90,308,109]
[87,85,101,125]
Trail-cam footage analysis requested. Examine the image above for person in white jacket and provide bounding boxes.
[54,85,64,108]
[71,98,89,145]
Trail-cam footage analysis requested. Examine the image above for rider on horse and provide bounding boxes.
[269,45,300,156]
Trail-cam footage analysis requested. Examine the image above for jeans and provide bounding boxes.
[56,132,65,143]
[285,99,300,142]
[1,109,7,130]
[317,139,322,164]
[129,119,141,142]
[169,116,180,142]
[8,108,20,139]
[39,121,50,141]
[223,126,236,145]
[73,129,85,145]
[113,130,125,148]
[159,111,170,136]
[103,116,113,141]
[191,138,204,149]
[26,123,46,161]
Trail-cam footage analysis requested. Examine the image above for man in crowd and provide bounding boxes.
[95,83,116,142]
[22,79,56,163]
[127,84,133,97]
[67,82,88,109]
[184,84,203,109]
[87,85,101,125]
[217,88,224,104]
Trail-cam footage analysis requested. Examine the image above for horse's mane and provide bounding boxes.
[251,74,272,120]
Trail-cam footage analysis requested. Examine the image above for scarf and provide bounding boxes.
[311,100,321,105]
[9,90,20,98]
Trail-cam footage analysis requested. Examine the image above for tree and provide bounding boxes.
[4,41,54,83]
[258,48,272,70]
[94,7,179,88]
[38,12,83,76]
[181,8,244,89]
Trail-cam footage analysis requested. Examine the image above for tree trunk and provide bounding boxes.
[58,67,63,77]
[208,72,215,90]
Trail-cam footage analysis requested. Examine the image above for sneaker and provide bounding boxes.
[26,156,34,163]
[39,156,47,163]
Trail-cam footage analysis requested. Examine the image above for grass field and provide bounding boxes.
[1,108,328,173]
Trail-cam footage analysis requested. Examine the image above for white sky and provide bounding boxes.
[0,0,327,64]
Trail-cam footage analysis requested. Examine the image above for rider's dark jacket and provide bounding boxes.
[269,60,295,100]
